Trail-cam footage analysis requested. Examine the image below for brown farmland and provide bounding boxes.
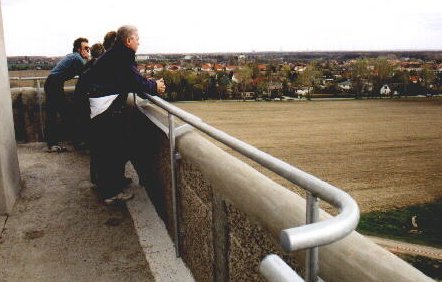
[174,99,442,213]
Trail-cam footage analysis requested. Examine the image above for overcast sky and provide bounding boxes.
[1,0,442,56]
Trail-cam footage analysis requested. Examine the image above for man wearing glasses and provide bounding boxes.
[44,37,90,152]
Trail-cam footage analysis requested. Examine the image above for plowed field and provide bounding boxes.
[175,99,442,213]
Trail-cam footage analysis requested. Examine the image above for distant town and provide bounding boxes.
[7,51,442,101]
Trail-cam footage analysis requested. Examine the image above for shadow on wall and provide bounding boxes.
[11,87,75,143]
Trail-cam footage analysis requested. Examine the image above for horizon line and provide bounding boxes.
[6,48,442,57]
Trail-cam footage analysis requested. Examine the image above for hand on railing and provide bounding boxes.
[156,78,166,95]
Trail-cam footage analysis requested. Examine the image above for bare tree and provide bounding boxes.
[373,57,393,97]
[350,58,370,98]
[297,62,321,100]
[235,65,253,93]
[421,64,436,93]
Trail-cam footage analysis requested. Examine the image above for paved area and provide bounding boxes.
[0,143,193,282]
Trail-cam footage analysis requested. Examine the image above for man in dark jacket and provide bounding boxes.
[72,42,106,150]
[81,25,166,204]
[44,37,90,152]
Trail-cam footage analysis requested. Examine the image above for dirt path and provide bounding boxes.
[367,236,442,260]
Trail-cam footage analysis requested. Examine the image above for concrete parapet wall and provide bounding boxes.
[10,87,75,143]
[133,103,432,282]
[6,87,434,280]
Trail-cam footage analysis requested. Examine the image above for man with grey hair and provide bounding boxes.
[79,25,166,205]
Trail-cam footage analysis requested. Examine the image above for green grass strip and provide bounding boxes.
[357,200,442,248]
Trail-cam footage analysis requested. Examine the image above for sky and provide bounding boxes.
[1,0,442,56]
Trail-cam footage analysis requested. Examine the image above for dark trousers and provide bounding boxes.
[44,77,68,147]
[89,108,129,199]
[71,92,91,148]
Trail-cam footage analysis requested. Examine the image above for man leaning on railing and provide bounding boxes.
[44,37,91,152]
[77,25,166,205]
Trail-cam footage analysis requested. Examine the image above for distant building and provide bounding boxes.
[231,73,240,83]
[338,80,352,90]
[241,92,255,100]
[296,87,313,97]
[257,64,267,73]
[201,64,212,72]
[136,55,149,61]
[238,54,246,64]
[380,84,391,96]
[167,65,181,71]
[153,64,164,72]
[214,64,225,71]
[225,65,238,72]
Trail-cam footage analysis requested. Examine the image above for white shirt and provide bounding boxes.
[89,94,118,119]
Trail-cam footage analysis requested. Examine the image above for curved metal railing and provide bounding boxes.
[9,76,360,281]
[142,93,360,282]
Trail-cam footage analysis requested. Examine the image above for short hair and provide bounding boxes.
[72,37,88,53]
[90,43,105,59]
[103,31,117,50]
[115,25,138,45]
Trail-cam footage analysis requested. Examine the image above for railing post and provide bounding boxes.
[305,192,319,282]
[168,113,180,257]
[143,94,360,280]
[36,78,45,138]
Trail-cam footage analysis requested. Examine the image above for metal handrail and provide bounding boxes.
[143,95,359,282]
[144,93,359,247]
[143,93,359,281]
[260,255,305,282]
[9,76,78,81]
[9,76,359,281]
[9,76,48,80]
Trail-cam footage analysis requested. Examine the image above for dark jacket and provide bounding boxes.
[80,42,157,100]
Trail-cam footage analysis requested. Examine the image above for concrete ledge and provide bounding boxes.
[126,184,195,282]
[133,101,433,282]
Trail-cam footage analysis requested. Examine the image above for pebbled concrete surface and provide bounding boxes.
[0,143,154,282]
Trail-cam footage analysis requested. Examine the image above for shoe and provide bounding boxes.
[47,145,68,153]
[104,191,134,205]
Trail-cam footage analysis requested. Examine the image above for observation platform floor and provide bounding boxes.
[0,143,193,282]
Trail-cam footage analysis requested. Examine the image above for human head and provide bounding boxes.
[103,31,117,50]
[72,37,89,53]
[90,43,105,59]
[116,25,139,52]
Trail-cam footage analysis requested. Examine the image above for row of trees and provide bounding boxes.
[152,58,440,101]
[346,58,438,98]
